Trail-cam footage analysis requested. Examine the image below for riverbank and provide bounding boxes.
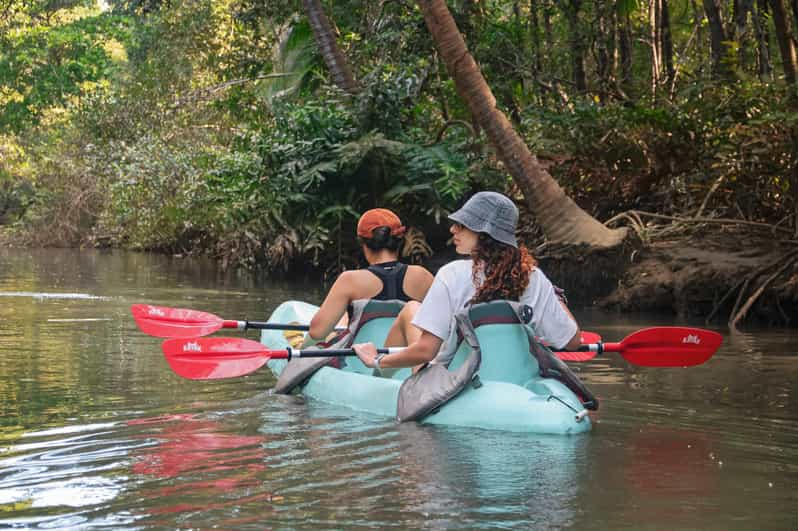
[3,219,796,328]
[539,226,798,329]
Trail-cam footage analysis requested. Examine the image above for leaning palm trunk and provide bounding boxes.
[418,0,626,246]
[303,0,358,93]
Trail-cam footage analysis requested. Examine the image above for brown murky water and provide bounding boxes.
[1,248,796,529]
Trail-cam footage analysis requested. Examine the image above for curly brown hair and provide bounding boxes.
[470,234,537,304]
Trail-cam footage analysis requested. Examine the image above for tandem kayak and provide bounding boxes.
[261,300,593,435]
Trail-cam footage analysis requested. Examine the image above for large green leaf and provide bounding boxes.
[258,19,317,105]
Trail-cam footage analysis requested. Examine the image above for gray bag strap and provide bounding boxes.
[273,329,351,394]
[513,304,599,411]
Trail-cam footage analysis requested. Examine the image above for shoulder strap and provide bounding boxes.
[366,262,410,301]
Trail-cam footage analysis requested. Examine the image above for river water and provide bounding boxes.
[0,248,796,529]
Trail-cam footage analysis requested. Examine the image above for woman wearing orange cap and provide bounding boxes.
[306,208,434,342]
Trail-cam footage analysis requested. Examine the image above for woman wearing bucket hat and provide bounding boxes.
[303,208,434,344]
[353,191,581,371]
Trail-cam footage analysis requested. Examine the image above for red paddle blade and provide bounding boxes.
[556,350,598,362]
[619,327,722,367]
[132,304,224,338]
[161,337,285,380]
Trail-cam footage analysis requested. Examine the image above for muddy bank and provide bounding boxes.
[538,231,798,328]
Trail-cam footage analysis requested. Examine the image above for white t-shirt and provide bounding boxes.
[412,259,577,364]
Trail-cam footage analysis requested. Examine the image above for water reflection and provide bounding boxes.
[251,398,586,528]
[393,423,586,528]
[623,426,722,498]
[129,413,279,523]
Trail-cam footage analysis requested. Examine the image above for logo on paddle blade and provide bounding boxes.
[682,334,701,344]
[148,307,166,317]
[183,341,202,352]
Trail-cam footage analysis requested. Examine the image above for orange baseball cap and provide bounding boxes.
[357,208,406,238]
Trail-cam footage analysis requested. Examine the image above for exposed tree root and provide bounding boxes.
[605,209,795,237]
[728,250,798,330]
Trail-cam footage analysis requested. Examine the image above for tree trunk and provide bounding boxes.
[661,0,676,87]
[692,0,705,74]
[619,5,634,99]
[734,1,753,70]
[755,0,773,80]
[564,0,588,93]
[769,0,798,86]
[650,0,662,97]
[703,0,733,78]
[543,0,556,100]
[530,0,545,103]
[417,0,627,247]
[596,2,614,100]
[302,0,358,93]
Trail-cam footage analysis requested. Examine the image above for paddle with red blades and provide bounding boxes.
[161,337,404,380]
[557,327,722,366]
[161,327,721,380]
[132,304,602,357]
[131,304,341,339]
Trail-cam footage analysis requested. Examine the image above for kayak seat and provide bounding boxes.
[447,301,540,387]
[344,299,407,376]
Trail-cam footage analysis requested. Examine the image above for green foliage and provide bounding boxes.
[0,135,34,225]
[0,12,133,132]
[5,0,798,274]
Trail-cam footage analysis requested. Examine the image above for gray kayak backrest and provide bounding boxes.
[397,300,598,422]
[396,311,481,423]
[273,299,405,394]
[447,301,540,386]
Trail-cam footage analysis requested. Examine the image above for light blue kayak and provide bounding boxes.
[261,301,592,435]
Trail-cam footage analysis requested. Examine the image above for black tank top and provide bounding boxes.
[366,261,411,302]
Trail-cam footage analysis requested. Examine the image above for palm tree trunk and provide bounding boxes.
[417,0,627,247]
[302,0,358,93]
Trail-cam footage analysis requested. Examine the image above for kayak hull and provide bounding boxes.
[262,301,592,435]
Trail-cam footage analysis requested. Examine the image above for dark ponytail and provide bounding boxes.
[359,226,403,252]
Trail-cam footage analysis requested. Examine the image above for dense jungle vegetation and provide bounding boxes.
[1,0,797,279]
